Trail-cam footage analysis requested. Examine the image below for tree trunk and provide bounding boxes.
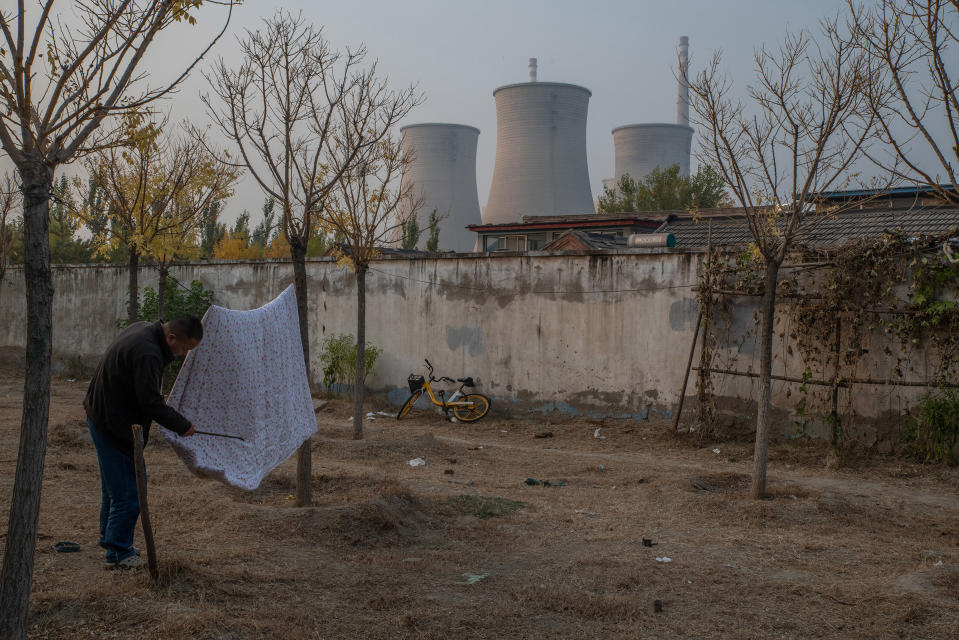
[352,264,367,440]
[751,260,780,499]
[128,246,140,324]
[0,220,6,298]
[290,241,312,506]
[0,162,54,640]
[157,266,168,321]
[0,236,6,301]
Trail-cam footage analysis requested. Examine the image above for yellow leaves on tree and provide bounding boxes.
[213,232,258,259]
[82,121,239,320]
[214,229,290,260]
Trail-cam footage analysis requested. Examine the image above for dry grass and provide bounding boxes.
[1,365,958,639]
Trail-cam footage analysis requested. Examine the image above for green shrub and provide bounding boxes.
[320,333,382,393]
[140,278,214,322]
[903,389,959,464]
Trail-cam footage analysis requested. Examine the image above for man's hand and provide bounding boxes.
[182,424,196,437]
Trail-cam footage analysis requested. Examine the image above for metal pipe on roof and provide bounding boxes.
[628,233,676,248]
[528,58,537,82]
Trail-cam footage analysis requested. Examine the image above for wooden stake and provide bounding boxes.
[831,314,842,447]
[131,425,158,581]
[671,310,703,433]
[673,222,713,432]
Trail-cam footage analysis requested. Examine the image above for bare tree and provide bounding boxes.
[324,136,423,440]
[688,18,879,498]
[0,2,235,637]
[0,171,21,298]
[84,124,237,322]
[204,11,420,504]
[848,0,959,204]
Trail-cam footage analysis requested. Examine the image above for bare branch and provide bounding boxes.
[847,0,959,205]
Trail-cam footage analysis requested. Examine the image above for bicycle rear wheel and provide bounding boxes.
[451,394,491,423]
[397,390,423,419]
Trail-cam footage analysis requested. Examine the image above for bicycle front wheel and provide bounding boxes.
[397,390,423,420]
[451,394,491,423]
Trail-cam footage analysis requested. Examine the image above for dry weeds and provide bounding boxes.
[1,365,957,639]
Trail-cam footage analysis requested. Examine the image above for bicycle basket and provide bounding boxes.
[408,374,425,393]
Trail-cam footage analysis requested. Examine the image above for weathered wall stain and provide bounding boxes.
[669,298,699,331]
[446,325,486,357]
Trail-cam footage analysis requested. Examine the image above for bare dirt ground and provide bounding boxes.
[1,364,957,639]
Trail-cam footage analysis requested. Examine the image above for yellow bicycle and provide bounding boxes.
[397,359,491,422]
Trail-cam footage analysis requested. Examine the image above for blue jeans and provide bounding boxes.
[87,419,140,563]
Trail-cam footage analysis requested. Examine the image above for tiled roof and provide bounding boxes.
[542,229,628,251]
[663,205,959,249]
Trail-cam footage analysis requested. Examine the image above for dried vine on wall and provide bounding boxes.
[701,228,959,444]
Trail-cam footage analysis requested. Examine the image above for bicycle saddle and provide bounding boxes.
[457,377,475,387]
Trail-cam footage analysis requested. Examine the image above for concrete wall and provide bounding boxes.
[0,250,931,445]
[0,252,699,419]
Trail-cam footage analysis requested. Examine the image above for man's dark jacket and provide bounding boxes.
[84,321,192,456]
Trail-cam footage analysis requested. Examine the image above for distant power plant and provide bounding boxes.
[610,122,693,184]
[482,58,595,225]
[398,38,693,250]
[397,123,481,252]
[607,36,693,187]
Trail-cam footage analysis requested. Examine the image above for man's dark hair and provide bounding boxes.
[167,315,204,341]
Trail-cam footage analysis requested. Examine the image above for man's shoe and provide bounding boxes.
[107,553,146,570]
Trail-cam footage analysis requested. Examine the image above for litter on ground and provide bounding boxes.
[408,458,426,467]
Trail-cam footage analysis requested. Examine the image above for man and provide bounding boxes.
[84,315,202,569]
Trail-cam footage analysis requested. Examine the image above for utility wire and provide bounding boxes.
[366,265,696,295]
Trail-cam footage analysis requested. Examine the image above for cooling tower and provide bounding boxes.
[612,123,694,180]
[397,123,481,252]
[484,77,594,224]
[607,36,694,184]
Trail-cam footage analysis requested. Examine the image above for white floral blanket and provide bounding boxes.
[165,285,316,490]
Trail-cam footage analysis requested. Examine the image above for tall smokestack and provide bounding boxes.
[528,58,537,82]
[677,36,689,127]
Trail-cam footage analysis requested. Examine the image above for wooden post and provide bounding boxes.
[831,314,842,448]
[671,310,702,432]
[131,425,158,581]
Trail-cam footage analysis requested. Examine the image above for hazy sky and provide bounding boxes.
[8,0,947,225]
[139,0,853,223]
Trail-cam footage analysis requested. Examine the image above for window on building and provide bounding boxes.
[484,235,527,251]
